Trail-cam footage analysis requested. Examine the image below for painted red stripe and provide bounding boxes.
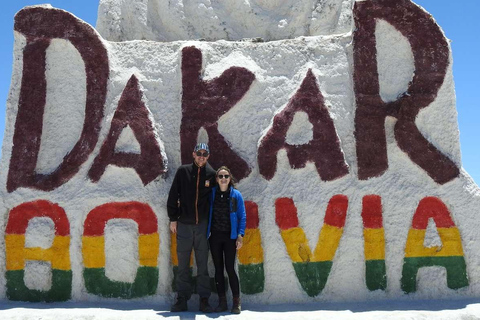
[361,195,383,229]
[324,195,348,228]
[245,201,259,229]
[412,197,455,229]
[275,198,299,230]
[83,202,157,236]
[6,200,69,236]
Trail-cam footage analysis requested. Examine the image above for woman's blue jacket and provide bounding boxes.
[207,186,246,239]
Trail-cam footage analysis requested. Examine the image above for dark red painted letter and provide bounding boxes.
[258,69,349,181]
[181,46,255,180]
[353,0,459,184]
[88,75,166,184]
[7,7,109,192]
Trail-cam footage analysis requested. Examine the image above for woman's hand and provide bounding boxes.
[236,235,243,249]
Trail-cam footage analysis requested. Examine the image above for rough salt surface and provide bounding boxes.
[96,0,354,41]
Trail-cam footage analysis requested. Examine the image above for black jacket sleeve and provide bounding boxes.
[167,168,181,222]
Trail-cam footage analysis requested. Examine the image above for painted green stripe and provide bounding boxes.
[84,266,158,298]
[239,263,265,294]
[6,269,72,302]
[292,261,333,297]
[401,256,468,293]
[365,259,387,291]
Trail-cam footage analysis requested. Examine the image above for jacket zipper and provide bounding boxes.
[195,166,200,224]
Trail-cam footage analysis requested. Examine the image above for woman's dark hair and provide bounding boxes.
[216,166,236,188]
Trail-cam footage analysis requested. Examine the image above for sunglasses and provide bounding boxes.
[195,151,209,157]
[217,174,230,179]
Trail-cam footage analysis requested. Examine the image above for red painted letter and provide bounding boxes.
[7,7,109,192]
[258,69,348,181]
[88,75,166,184]
[181,46,255,180]
[353,0,459,184]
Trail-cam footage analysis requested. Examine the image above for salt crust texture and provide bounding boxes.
[0,1,479,305]
[96,0,354,42]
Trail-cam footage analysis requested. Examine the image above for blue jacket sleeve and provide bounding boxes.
[236,191,247,237]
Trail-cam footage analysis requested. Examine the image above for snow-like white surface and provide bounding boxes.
[2,299,480,320]
[1,0,479,308]
[35,39,87,174]
[96,0,354,42]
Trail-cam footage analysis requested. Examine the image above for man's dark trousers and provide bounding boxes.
[176,220,211,299]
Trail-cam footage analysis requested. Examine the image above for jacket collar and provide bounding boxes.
[193,160,206,168]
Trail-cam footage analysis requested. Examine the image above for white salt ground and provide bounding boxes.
[1,298,480,320]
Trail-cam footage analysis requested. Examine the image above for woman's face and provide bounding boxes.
[216,169,231,188]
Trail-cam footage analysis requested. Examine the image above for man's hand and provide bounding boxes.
[170,221,178,233]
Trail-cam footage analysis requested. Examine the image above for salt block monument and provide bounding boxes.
[0,0,479,304]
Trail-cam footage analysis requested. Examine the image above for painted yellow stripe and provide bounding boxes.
[280,227,312,263]
[238,229,264,265]
[313,224,343,262]
[170,232,193,267]
[139,233,159,267]
[363,228,385,260]
[45,236,70,270]
[82,236,105,268]
[5,235,70,271]
[170,233,178,266]
[405,227,464,258]
[5,234,26,271]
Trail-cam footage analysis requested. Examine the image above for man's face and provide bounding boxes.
[193,149,209,167]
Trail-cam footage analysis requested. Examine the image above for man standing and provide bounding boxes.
[167,143,216,313]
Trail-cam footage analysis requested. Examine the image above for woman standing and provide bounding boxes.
[207,166,246,314]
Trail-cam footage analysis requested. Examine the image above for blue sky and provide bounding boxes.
[0,1,479,184]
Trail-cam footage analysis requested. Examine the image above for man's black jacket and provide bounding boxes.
[167,162,216,224]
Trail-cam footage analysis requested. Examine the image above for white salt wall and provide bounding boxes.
[96,0,354,42]
[376,20,415,104]
[0,1,479,305]
[35,39,87,174]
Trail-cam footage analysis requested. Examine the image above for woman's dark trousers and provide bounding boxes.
[209,232,240,297]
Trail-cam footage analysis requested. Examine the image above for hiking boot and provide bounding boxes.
[170,296,188,312]
[199,297,213,313]
[215,296,228,312]
[231,296,241,314]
